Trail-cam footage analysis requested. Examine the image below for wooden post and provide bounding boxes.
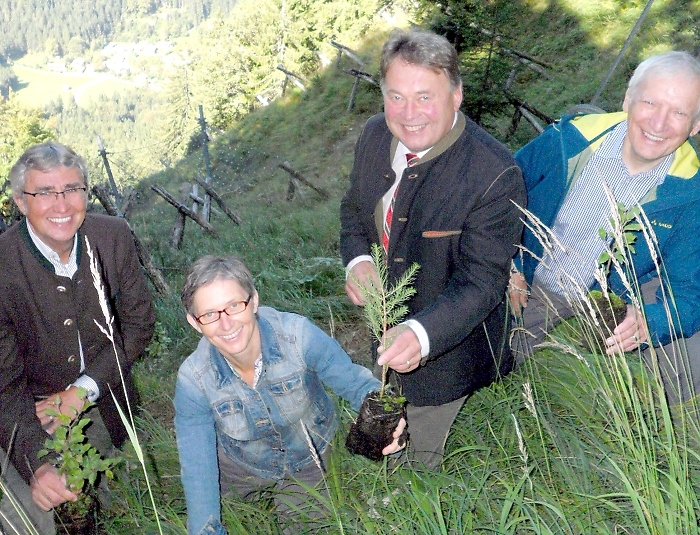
[276,64,306,91]
[151,184,219,238]
[278,162,329,200]
[198,105,213,222]
[341,68,378,111]
[590,0,655,105]
[330,41,365,68]
[170,187,188,250]
[91,184,171,295]
[348,76,360,111]
[192,174,241,225]
[96,135,122,209]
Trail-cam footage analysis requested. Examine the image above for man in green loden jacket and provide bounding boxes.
[0,142,155,534]
[510,51,700,403]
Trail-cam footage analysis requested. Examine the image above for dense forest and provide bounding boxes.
[0,0,239,61]
[0,0,392,199]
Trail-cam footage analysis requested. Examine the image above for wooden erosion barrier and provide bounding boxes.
[192,173,241,225]
[153,106,241,250]
[151,184,219,239]
[330,40,378,111]
[277,64,306,95]
[96,134,137,218]
[195,104,213,221]
[91,183,171,295]
[278,161,330,201]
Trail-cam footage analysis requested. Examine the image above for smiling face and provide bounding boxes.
[13,166,87,262]
[186,278,261,368]
[382,59,463,153]
[622,73,700,175]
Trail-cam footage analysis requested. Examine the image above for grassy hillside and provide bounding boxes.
[39,1,700,533]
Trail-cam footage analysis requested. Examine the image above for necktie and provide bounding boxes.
[382,153,418,253]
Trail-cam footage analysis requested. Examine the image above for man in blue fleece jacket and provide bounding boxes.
[510,51,700,403]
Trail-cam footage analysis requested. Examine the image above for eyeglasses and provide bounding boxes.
[23,187,88,202]
[194,296,252,325]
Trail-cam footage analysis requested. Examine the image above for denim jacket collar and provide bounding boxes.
[209,314,284,389]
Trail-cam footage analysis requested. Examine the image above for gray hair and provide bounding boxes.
[379,28,461,93]
[627,51,700,118]
[181,255,256,315]
[10,141,89,195]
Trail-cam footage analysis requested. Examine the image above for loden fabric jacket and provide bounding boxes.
[340,112,526,406]
[0,214,155,482]
[515,111,700,346]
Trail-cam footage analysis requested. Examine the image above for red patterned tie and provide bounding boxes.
[382,153,418,253]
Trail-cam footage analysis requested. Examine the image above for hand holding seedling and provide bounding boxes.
[35,386,87,434]
[345,260,381,306]
[377,324,421,373]
[30,463,80,511]
[605,304,648,354]
[381,417,407,455]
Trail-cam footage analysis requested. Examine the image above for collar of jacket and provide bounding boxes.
[568,111,700,180]
[388,111,467,165]
[209,310,284,389]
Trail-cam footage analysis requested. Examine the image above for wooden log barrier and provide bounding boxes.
[151,184,219,238]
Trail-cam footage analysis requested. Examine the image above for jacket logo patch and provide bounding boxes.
[650,219,672,229]
[422,230,462,238]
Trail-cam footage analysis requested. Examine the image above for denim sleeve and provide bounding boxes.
[300,317,380,410]
[174,371,226,535]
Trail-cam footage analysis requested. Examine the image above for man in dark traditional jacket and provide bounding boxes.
[340,28,525,469]
[0,142,155,534]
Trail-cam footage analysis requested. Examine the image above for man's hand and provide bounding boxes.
[377,325,422,373]
[35,386,87,434]
[381,417,407,455]
[508,271,529,317]
[605,304,649,354]
[345,260,381,306]
[30,463,80,511]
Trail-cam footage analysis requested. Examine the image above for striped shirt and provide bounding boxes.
[534,121,672,295]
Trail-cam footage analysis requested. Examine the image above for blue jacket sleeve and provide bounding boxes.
[299,318,380,411]
[174,371,227,535]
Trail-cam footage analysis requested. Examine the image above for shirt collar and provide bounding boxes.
[26,220,78,271]
[598,121,674,180]
[394,111,459,165]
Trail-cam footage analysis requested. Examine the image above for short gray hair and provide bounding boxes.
[380,28,461,93]
[10,141,89,195]
[627,51,700,118]
[181,255,256,315]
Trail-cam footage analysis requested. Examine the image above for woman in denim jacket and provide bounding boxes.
[174,255,406,534]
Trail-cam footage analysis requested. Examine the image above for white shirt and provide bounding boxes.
[26,221,100,401]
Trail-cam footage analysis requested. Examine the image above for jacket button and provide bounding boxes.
[64,318,73,327]
[394,258,405,263]
[68,355,77,363]
[398,217,407,222]
[56,285,67,292]
[408,173,418,179]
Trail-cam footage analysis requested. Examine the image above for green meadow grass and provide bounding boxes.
[12,63,139,108]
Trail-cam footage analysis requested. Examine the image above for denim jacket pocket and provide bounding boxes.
[213,398,254,439]
[268,374,309,420]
